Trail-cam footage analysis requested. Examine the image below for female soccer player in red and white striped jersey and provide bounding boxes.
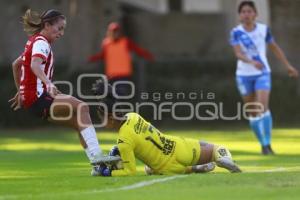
[9,9,119,171]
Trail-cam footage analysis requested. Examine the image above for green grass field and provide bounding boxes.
[1,128,300,200]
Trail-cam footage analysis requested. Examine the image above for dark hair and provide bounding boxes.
[238,1,257,13]
[92,80,125,118]
[22,9,65,36]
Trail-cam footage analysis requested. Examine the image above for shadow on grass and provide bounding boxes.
[231,150,300,166]
[0,129,118,145]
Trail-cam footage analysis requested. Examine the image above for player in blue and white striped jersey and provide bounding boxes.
[230,1,298,155]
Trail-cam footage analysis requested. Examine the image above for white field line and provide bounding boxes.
[1,167,300,200]
[0,175,188,200]
[244,166,300,173]
[93,175,188,193]
[244,167,286,173]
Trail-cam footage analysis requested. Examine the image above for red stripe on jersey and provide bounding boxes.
[42,51,53,91]
[32,53,47,62]
[20,34,53,108]
[49,62,54,80]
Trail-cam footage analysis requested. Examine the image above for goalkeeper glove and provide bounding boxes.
[109,145,120,156]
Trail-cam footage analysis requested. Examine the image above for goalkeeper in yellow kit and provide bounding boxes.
[91,81,242,176]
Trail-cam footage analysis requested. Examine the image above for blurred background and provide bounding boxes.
[0,0,299,128]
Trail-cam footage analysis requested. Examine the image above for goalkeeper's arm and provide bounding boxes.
[111,142,137,176]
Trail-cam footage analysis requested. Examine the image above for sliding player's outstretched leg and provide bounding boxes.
[212,145,242,173]
[184,162,216,174]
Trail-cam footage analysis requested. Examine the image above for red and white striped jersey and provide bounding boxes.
[19,34,54,108]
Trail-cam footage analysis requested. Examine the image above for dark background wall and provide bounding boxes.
[269,0,300,74]
[0,0,299,128]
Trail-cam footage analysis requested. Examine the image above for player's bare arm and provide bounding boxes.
[268,41,299,77]
[9,56,23,110]
[232,45,263,69]
[31,57,59,97]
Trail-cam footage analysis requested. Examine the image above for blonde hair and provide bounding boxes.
[22,9,43,36]
[22,9,65,36]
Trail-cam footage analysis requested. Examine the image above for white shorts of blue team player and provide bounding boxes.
[230,23,274,96]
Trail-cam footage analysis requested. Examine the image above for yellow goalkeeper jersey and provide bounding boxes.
[111,113,200,176]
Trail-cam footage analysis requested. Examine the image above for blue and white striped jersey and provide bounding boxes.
[230,23,274,76]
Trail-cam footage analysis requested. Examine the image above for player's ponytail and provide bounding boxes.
[92,80,126,118]
[22,9,43,36]
[22,9,65,36]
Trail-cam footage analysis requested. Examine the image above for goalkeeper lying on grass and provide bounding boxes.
[91,81,241,176]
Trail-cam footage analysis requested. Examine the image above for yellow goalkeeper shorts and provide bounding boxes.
[158,137,201,174]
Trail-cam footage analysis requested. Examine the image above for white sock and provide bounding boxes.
[84,148,93,162]
[80,126,102,158]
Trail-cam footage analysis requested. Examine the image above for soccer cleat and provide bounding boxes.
[91,165,112,177]
[216,157,242,173]
[91,165,102,176]
[262,146,270,155]
[267,145,275,155]
[193,162,216,173]
[262,145,275,155]
[91,154,121,166]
